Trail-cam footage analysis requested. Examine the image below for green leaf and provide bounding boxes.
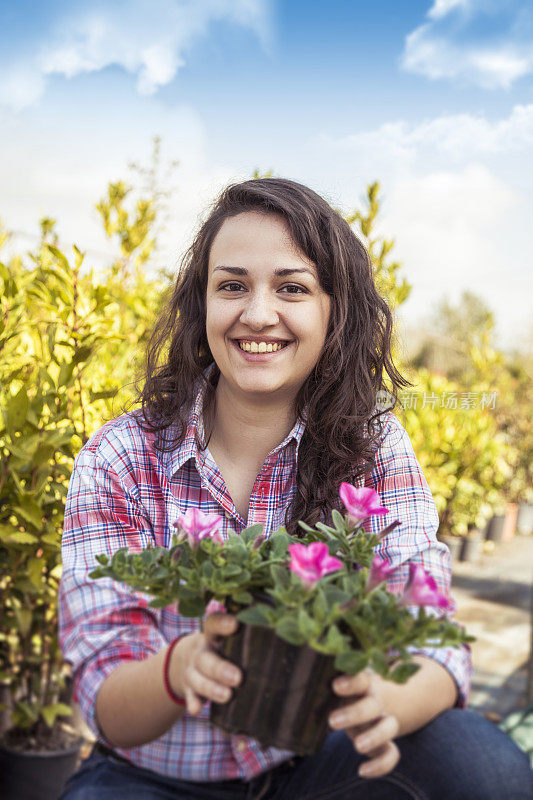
[27,557,43,588]
[41,533,59,546]
[14,607,32,637]
[178,596,207,617]
[241,524,264,544]
[12,701,39,728]
[33,443,56,467]
[72,345,92,365]
[315,522,337,536]
[3,388,29,432]
[13,498,43,529]
[237,604,271,626]
[334,650,368,674]
[370,649,388,676]
[231,590,253,604]
[89,388,118,401]
[58,360,76,387]
[297,521,316,533]
[275,617,306,646]
[8,531,39,545]
[312,588,329,622]
[46,244,70,272]
[332,509,345,531]
[390,662,420,683]
[297,609,318,639]
[271,564,291,590]
[41,702,72,727]
[0,524,19,542]
[319,624,348,655]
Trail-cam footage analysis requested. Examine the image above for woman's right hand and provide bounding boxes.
[169,613,242,716]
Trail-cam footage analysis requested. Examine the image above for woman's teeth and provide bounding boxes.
[238,341,288,353]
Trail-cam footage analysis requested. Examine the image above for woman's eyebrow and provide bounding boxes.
[213,266,316,278]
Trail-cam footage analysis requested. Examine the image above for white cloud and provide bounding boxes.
[0,96,243,275]
[0,0,273,110]
[314,105,533,349]
[428,0,469,21]
[319,104,533,166]
[0,66,46,112]
[401,1,533,88]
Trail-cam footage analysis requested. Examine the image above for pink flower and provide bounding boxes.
[366,555,396,592]
[205,600,227,615]
[174,508,223,550]
[288,542,342,589]
[398,564,451,610]
[339,483,389,525]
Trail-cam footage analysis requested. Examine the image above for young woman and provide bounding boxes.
[59,178,531,799]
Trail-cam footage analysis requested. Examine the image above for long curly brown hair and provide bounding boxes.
[132,177,407,534]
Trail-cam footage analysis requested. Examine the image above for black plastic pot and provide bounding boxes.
[460,531,483,562]
[0,738,83,800]
[210,623,342,755]
[486,514,505,543]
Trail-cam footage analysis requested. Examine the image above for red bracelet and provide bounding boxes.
[163,636,186,706]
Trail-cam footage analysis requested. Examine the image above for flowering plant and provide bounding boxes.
[89,484,472,682]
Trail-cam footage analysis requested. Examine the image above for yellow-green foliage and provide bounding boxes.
[0,230,163,735]
[398,370,511,537]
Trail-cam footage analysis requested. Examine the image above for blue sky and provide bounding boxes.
[1,0,532,348]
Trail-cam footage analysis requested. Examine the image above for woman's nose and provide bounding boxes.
[239,292,279,329]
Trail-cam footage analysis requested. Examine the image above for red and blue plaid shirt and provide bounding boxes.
[58,377,472,781]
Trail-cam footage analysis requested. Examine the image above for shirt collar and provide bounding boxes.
[161,367,306,479]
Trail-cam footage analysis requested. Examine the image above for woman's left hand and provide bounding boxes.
[329,670,400,778]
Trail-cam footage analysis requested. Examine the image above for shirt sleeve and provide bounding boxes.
[365,413,473,707]
[58,442,167,742]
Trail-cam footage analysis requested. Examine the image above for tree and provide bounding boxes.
[345,182,411,310]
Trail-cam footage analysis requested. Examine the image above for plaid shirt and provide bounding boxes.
[58,378,472,782]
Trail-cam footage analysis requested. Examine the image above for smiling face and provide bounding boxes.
[205,211,331,404]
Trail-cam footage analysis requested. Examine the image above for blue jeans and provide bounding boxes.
[61,709,532,799]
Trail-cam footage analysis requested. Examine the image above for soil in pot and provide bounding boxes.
[210,622,342,755]
[0,726,83,800]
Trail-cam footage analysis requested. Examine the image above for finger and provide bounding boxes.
[359,741,400,779]
[184,685,203,717]
[329,694,382,730]
[195,649,242,688]
[187,665,234,705]
[332,670,371,697]
[354,714,400,755]
[203,613,239,639]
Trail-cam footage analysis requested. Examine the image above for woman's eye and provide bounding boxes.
[220,282,244,292]
[280,284,307,294]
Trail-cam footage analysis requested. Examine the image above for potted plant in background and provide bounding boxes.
[90,484,472,755]
[0,157,169,799]
[0,249,91,800]
[0,227,160,800]
[399,369,511,565]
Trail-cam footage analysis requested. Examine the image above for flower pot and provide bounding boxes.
[517,503,533,536]
[0,737,83,800]
[0,683,11,737]
[210,622,342,755]
[501,503,518,542]
[486,514,505,543]
[439,534,462,563]
[460,531,483,563]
